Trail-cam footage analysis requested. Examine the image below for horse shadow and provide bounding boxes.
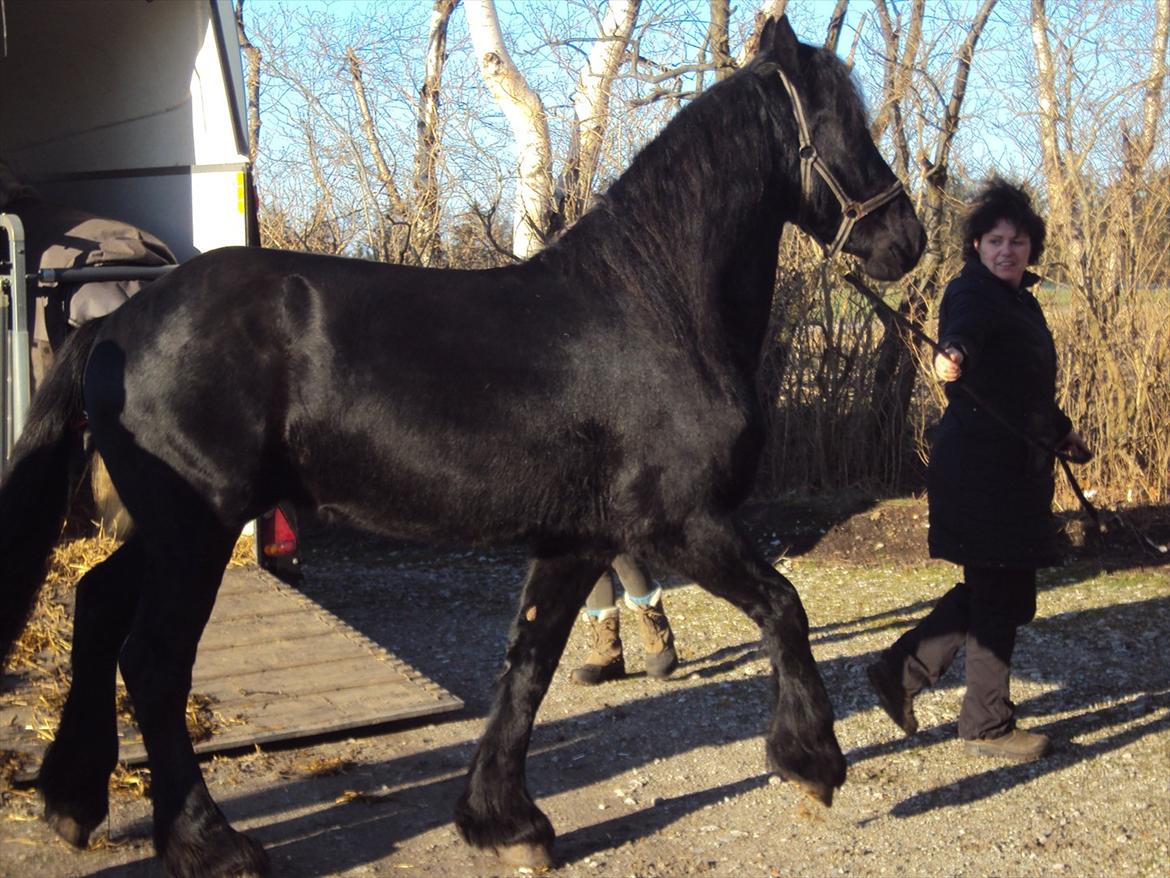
[75,584,1167,876]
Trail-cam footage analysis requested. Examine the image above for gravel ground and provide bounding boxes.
[2,498,1168,877]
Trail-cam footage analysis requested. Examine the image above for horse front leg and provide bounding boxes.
[455,552,607,868]
[40,538,144,848]
[673,515,846,805]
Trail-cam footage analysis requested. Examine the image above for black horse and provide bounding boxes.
[0,17,923,877]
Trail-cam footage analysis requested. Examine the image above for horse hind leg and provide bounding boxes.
[39,537,144,848]
[117,522,268,878]
[669,515,846,805]
[455,552,609,868]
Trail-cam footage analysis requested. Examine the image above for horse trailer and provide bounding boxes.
[0,0,297,570]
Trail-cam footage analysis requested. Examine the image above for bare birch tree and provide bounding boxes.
[866,0,996,482]
[561,0,641,225]
[707,0,733,82]
[1028,0,1170,504]
[465,0,556,258]
[414,0,460,266]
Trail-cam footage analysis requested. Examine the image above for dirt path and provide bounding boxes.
[2,499,1168,877]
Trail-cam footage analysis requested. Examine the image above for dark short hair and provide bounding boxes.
[961,178,1046,264]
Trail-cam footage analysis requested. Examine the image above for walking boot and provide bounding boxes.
[570,607,625,685]
[866,657,919,736]
[626,588,678,679]
[964,728,1050,762]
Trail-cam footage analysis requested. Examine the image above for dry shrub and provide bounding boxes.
[754,175,1169,514]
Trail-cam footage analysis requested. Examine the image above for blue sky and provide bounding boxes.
[242,0,1167,226]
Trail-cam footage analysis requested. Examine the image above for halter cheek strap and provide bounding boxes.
[776,70,906,258]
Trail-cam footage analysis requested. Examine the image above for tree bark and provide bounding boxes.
[707,0,732,81]
[868,0,996,487]
[347,46,412,261]
[465,0,555,258]
[738,0,790,63]
[234,0,262,167]
[413,0,460,267]
[824,0,849,53]
[560,0,640,226]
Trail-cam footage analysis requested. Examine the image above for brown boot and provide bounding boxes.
[626,588,678,679]
[964,728,1050,762]
[866,658,918,736]
[570,608,625,685]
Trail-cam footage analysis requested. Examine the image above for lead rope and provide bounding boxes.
[841,271,1165,558]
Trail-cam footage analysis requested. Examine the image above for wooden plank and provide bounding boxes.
[1,565,462,776]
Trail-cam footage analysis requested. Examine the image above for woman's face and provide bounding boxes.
[974,219,1031,288]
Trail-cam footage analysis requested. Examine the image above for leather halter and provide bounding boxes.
[776,70,906,258]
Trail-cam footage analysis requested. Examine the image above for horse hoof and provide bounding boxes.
[796,777,835,808]
[497,841,554,870]
[44,808,94,849]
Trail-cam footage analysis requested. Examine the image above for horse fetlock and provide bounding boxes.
[39,742,113,847]
[43,802,104,850]
[454,788,555,860]
[161,822,269,878]
[156,784,269,878]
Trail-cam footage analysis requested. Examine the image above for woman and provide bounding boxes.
[867,179,1090,761]
[570,554,679,685]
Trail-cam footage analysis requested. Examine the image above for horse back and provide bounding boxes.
[83,247,758,549]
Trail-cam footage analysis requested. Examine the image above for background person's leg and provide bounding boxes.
[572,570,623,684]
[612,554,678,678]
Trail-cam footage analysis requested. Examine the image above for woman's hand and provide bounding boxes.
[1057,430,1093,464]
[933,346,964,382]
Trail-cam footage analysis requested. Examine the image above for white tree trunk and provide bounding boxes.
[465,0,554,258]
[565,0,640,220]
[737,0,790,64]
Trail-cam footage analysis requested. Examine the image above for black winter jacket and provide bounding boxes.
[927,259,1073,568]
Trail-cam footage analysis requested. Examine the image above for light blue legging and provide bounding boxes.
[585,553,654,611]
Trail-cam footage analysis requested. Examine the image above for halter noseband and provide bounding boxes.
[776,70,906,258]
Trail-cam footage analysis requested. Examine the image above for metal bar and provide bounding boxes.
[0,213,31,461]
[36,265,175,284]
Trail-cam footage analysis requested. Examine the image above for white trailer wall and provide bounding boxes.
[0,0,253,258]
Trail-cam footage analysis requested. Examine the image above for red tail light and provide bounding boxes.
[261,506,297,557]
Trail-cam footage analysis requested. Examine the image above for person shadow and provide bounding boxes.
[836,590,1170,817]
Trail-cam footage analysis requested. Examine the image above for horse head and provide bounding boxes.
[757,17,926,281]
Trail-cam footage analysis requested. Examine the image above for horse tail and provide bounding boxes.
[0,317,104,670]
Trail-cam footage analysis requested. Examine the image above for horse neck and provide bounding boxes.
[547,73,797,377]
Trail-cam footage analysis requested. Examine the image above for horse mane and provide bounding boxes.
[538,43,867,304]
[540,63,777,288]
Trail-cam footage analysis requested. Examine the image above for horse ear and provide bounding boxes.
[759,15,801,77]
[758,15,776,51]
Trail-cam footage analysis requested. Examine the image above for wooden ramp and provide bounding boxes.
[1,566,462,772]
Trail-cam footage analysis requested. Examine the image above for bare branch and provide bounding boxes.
[824,0,849,53]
